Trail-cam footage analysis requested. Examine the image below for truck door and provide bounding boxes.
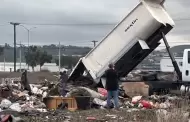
[182,49,190,81]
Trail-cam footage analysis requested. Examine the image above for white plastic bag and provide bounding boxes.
[93,98,107,107]
[0,99,12,109]
[9,103,21,112]
[132,96,142,103]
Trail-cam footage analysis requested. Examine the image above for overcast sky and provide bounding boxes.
[0,0,189,49]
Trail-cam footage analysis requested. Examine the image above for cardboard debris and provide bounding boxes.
[122,82,149,97]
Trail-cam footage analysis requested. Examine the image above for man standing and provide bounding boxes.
[104,63,119,110]
[21,70,32,95]
[59,71,68,96]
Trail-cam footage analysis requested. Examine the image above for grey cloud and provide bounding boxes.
[177,0,190,7]
[0,0,189,47]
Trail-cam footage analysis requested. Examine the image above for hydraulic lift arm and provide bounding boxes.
[161,32,182,81]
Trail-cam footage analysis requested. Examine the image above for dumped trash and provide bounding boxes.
[0,79,49,114]
[127,108,140,112]
[105,114,117,119]
[86,117,96,121]
[0,99,12,109]
[132,96,142,104]
[9,103,21,112]
[0,70,189,122]
[66,87,91,97]
[93,98,107,107]
[97,88,107,97]
[66,87,105,100]
[140,100,152,109]
[0,83,13,99]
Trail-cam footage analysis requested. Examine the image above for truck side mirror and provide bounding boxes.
[186,70,189,76]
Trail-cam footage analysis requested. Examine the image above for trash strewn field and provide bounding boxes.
[0,72,190,122]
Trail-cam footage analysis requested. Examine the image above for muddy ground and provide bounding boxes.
[0,72,58,84]
[5,109,156,122]
[3,107,189,122]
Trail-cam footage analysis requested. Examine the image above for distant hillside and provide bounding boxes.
[1,44,188,63]
[160,45,190,57]
[0,45,92,62]
[170,45,190,53]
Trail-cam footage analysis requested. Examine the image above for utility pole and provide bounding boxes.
[3,48,5,72]
[10,22,20,72]
[19,25,36,70]
[27,30,29,70]
[59,42,61,72]
[16,42,25,72]
[19,41,22,72]
[4,57,5,72]
[91,40,98,47]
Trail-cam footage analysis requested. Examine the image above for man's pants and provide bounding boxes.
[61,82,66,96]
[107,90,119,108]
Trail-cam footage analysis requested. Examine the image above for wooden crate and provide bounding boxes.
[44,97,77,110]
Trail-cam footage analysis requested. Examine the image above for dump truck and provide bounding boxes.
[68,0,189,94]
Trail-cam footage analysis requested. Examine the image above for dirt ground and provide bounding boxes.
[0,72,58,84]
[14,109,157,122]
[3,107,186,122]
[2,106,190,122]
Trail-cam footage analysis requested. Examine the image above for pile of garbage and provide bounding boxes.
[0,81,50,113]
[123,94,182,109]
[64,85,130,109]
[68,85,186,110]
[63,84,183,110]
[0,71,188,122]
[0,76,185,112]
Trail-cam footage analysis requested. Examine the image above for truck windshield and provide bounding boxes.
[188,51,190,64]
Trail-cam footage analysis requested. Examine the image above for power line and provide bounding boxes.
[0,24,8,26]
[6,40,190,48]
[12,17,190,27]
[0,17,188,28]
[19,22,116,26]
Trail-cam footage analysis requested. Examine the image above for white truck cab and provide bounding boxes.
[182,49,190,81]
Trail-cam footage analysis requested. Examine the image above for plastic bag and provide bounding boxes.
[131,96,142,104]
[9,103,21,112]
[97,88,107,96]
[93,98,107,107]
[0,99,12,109]
[140,100,152,109]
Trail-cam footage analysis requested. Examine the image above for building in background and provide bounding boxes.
[0,62,67,72]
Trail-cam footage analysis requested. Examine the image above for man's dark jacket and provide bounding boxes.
[103,68,119,91]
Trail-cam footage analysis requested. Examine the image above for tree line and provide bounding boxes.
[25,46,81,71]
[0,45,81,71]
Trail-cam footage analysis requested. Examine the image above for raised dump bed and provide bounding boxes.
[69,0,174,85]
